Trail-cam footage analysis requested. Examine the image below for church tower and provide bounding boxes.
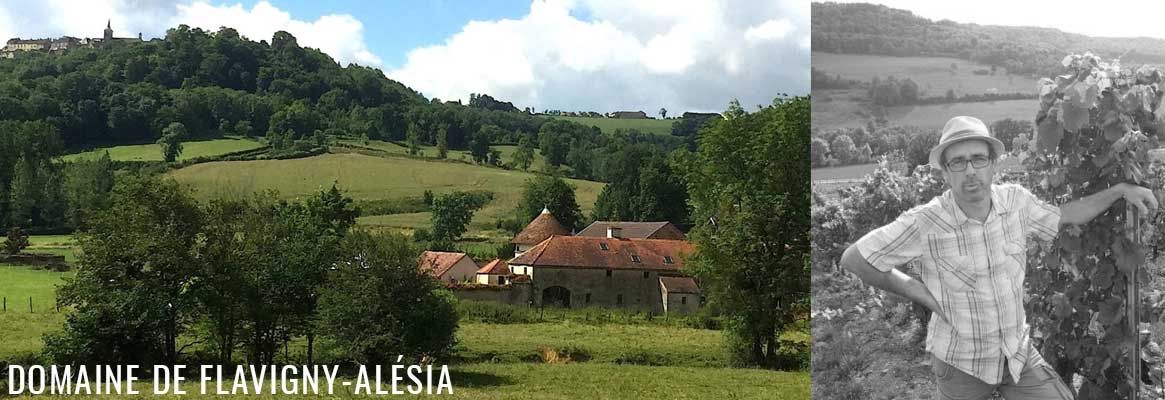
[103,20,113,41]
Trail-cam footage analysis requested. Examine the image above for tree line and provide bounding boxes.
[811,118,1033,169]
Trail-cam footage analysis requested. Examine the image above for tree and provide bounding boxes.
[512,136,535,171]
[158,122,187,162]
[472,125,500,164]
[436,123,449,159]
[904,130,940,170]
[4,227,29,255]
[46,175,204,366]
[319,231,458,364]
[829,134,857,165]
[989,118,1033,152]
[406,122,421,156]
[811,137,830,167]
[680,96,809,368]
[430,191,489,241]
[516,175,583,230]
[592,144,688,225]
[659,107,667,119]
[8,156,39,228]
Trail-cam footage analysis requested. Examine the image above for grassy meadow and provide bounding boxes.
[552,116,674,136]
[165,152,604,236]
[61,137,264,162]
[812,52,1037,97]
[0,263,808,399]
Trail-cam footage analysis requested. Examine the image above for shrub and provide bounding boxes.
[4,227,29,255]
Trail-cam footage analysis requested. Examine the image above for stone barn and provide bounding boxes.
[659,276,701,314]
[507,235,697,314]
[418,251,478,283]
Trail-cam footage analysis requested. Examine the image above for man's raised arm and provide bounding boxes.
[1059,183,1158,226]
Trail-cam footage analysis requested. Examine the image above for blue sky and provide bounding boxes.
[0,0,809,114]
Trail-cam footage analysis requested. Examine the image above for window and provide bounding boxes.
[663,256,673,264]
[681,296,687,305]
[585,293,592,304]
[606,269,612,277]
[499,276,507,285]
[599,242,608,251]
[642,271,649,279]
[631,254,641,263]
[616,294,623,305]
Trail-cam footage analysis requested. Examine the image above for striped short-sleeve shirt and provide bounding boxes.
[853,183,1060,384]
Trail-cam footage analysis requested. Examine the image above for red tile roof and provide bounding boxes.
[509,236,695,271]
[476,258,510,275]
[511,208,571,245]
[660,276,700,294]
[577,221,685,240]
[418,251,470,278]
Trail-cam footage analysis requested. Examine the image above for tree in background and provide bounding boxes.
[319,230,458,364]
[659,107,667,119]
[828,134,857,165]
[512,136,535,171]
[989,118,1033,152]
[811,137,830,167]
[158,122,187,162]
[436,123,449,159]
[516,174,583,231]
[680,96,810,368]
[430,191,490,241]
[472,125,500,164]
[406,122,421,156]
[592,144,688,226]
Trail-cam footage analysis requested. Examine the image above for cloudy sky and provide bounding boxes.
[0,0,807,114]
[836,0,1165,40]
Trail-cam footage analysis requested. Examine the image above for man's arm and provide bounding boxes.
[840,245,949,324]
[1059,183,1158,226]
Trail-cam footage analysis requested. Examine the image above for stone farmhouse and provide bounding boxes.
[452,209,701,314]
[418,250,479,283]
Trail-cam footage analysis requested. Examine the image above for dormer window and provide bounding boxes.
[600,242,609,251]
[631,254,641,263]
[663,256,673,264]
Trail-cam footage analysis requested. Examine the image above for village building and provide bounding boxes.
[576,221,685,240]
[2,20,141,58]
[418,251,479,283]
[508,235,698,314]
[659,276,701,314]
[608,111,649,119]
[510,207,571,259]
[475,259,511,285]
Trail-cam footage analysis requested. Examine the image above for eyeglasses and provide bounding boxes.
[945,155,992,172]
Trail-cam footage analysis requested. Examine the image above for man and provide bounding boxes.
[841,116,1158,400]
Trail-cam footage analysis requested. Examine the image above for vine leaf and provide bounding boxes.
[1061,102,1089,132]
[1038,103,1064,152]
[1112,237,1145,275]
[1052,292,1072,318]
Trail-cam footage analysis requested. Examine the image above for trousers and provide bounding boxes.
[932,351,1074,400]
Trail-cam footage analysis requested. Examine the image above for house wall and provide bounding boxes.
[475,273,509,285]
[440,257,480,283]
[529,267,665,314]
[665,292,700,315]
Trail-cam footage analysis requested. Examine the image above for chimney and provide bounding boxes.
[607,226,621,239]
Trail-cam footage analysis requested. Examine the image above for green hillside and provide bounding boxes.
[553,116,675,135]
[165,152,603,234]
[61,137,263,162]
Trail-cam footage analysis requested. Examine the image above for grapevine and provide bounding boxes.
[1024,52,1165,399]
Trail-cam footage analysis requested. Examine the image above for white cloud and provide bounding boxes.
[388,0,808,114]
[0,0,381,68]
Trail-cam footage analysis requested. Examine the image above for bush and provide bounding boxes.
[4,227,29,255]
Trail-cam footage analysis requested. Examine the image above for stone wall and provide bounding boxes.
[450,281,532,306]
[530,267,664,314]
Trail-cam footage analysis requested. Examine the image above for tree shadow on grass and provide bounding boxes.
[450,368,514,388]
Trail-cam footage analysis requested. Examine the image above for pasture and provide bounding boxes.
[0,264,809,399]
[812,52,1038,97]
[336,139,549,171]
[813,97,1039,132]
[165,152,604,235]
[61,137,263,163]
[552,116,675,136]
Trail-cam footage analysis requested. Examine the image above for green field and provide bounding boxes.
[166,153,604,234]
[553,116,675,136]
[813,52,1037,97]
[337,139,549,171]
[0,265,807,399]
[61,138,264,162]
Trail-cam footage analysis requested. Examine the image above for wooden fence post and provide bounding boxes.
[1127,205,1142,400]
[29,296,33,313]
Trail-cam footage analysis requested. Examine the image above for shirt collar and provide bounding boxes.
[942,185,1010,225]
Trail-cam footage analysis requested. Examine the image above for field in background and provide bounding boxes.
[553,116,675,136]
[166,152,604,237]
[61,137,263,162]
[813,52,1037,96]
[336,139,549,172]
